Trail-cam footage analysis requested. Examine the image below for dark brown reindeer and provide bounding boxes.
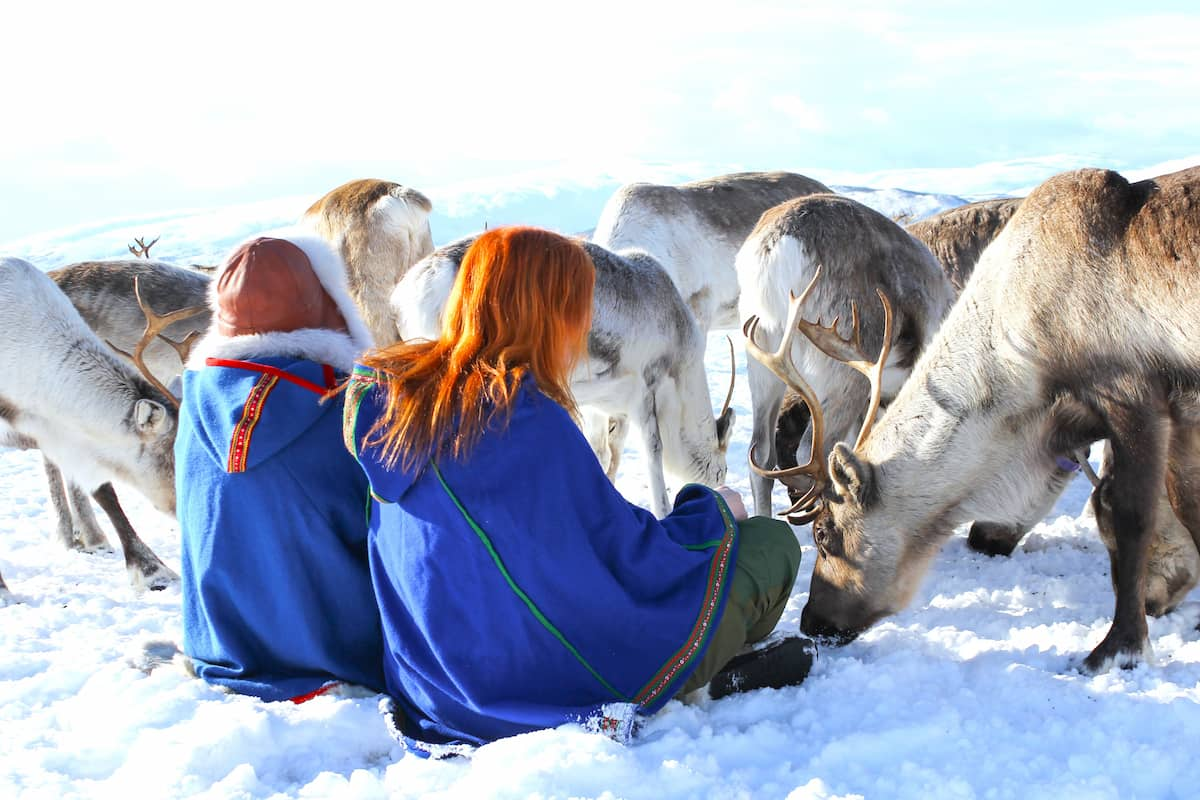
[906,198,1022,293]
[749,166,1200,672]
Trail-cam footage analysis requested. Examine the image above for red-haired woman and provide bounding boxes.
[344,226,813,753]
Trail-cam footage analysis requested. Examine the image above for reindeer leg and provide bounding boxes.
[42,456,81,550]
[1083,405,1165,672]
[1162,422,1200,619]
[746,353,786,517]
[636,383,671,518]
[0,568,11,605]
[68,482,113,552]
[91,483,178,592]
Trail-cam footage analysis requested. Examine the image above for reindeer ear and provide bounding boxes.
[134,399,169,435]
[716,407,736,450]
[829,442,874,506]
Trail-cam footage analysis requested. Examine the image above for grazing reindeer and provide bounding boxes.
[0,258,198,597]
[393,235,735,518]
[906,198,1022,293]
[39,261,210,564]
[909,197,1200,613]
[736,193,956,518]
[753,167,1200,672]
[302,178,435,346]
[128,236,160,259]
[592,171,831,334]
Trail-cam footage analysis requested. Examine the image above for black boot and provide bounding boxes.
[708,636,817,699]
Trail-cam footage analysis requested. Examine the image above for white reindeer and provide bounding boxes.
[393,235,735,518]
[736,193,956,518]
[749,166,1200,672]
[590,171,829,476]
[0,258,192,598]
[592,171,831,334]
[302,178,435,347]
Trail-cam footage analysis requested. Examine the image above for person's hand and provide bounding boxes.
[715,485,748,521]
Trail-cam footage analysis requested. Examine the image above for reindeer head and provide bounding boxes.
[745,267,912,640]
[658,336,737,487]
[107,277,207,516]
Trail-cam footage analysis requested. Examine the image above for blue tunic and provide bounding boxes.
[345,367,739,748]
[178,357,385,701]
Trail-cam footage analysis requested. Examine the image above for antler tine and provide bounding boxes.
[107,276,207,409]
[794,286,894,451]
[743,267,829,490]
[719,334,736,418]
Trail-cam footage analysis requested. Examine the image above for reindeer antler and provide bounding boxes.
[794,286,893,451]
[744,270,830,521]
[107,276,207,408]
[718,334,736,419]
[128,236,160,259]
[743,266,895,522]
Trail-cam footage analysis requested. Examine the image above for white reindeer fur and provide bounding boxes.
[592,172,831,334]
[735,196,955,517]
[0,257,177,513]
[187,229,372,372]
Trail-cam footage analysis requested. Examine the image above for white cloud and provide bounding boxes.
[769,95,830,132]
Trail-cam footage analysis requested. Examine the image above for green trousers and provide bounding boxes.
[676,515,802,696]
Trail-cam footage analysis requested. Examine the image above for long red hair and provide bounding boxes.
[360,226,595,470]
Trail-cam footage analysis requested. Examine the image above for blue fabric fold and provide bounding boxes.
[348,368,738,746]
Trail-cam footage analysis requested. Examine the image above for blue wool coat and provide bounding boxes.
[178,356,385,701]
[345,367,739,748]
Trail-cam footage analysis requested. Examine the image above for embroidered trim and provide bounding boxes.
[226,374,279,473]
[343,369,377,458]
[431,461,629,703]
[206,358,330,396]
[633,487,737,707]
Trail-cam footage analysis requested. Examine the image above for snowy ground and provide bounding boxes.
[3,165,1200,799]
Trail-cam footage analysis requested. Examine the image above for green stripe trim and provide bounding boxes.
[431,461,629,703]
[683,539,725,551]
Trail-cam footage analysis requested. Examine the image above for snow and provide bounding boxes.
[3,162,1200,799]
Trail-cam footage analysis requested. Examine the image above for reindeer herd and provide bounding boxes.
[1,165,1197,675]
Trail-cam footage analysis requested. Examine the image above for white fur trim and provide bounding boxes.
[187,328,363,372]
[206,227,373,353]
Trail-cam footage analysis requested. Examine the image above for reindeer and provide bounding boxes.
[34,261,211,569]
[906,198,1023,293]
[393,235,735,518]
[128,236,160,259]
[589,171,830,478]
[592,171,831,334]
[0,258,201,598]
[302,178,435,346]
[908,196,1200,613]
[748,166,1200,672]
[736,193,956,518]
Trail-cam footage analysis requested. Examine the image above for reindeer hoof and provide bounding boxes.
[967,522,1024,557]
[131,562,180,594]
[0,587,15,607]
[1082,630,1149,673]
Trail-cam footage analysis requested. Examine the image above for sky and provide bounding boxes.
[2,0,1199,242]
